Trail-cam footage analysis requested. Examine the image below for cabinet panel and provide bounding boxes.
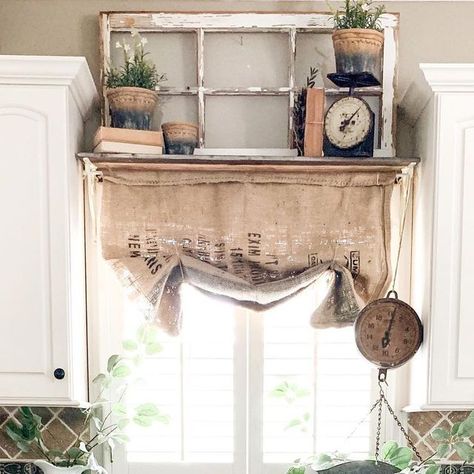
[0,56,97,405]
[412,84,474,408]
[0,88,71,402]
[457,127,474,379]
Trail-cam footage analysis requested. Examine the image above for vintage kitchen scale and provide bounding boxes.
[318,169,424,473]
[323,72,378,158]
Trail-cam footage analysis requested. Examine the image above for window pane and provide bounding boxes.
[205,96,289,148]
[263,290,374,464]
[110,32,197,89]
[295,32,335,89]
[124,285,234,463]
[205,32,289,88]
[158,95,198,130]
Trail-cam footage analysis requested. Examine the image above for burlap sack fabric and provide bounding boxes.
[99,168,395,335]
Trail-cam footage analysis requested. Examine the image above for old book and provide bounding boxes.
[93,126,163,147]
[304,87,325,157]
[94,141,162,154]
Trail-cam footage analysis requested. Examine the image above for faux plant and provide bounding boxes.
[5,324,168,469]
[286,410,474,474]
[331,0,385,31]
[105,29,166,90]
[293,66,320,156]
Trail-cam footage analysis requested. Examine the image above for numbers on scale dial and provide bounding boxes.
[355,300,423,369]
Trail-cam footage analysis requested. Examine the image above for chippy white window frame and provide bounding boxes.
[100,11,399,156]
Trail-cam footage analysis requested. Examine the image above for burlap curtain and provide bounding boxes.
[98,168,395,335]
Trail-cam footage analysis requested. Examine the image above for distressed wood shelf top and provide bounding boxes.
[78,153,419,173]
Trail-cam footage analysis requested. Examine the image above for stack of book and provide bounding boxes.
[93,127,163,154]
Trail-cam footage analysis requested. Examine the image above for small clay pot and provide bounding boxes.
[107,86,158,130]
[332,28,384,81]
[161,122,199,155]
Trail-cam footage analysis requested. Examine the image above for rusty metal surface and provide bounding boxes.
[316,461,400,473]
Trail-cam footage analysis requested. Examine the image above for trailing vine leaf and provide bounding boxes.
[145,341,162,355]
[431,427,449,441]
[458,412,474,437]
[122,340,138,352]
[454,441,474,462]
[436,443,450,458]
[112,364,131,378]
[107,354,122,373]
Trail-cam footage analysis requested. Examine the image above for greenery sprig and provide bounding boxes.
[331,0,385,31]
[105,30,166,90]
[5,324,168,469]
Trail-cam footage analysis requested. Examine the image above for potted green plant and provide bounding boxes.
[5,324,168,474]
[105,30,166,130]
[331,0,386,81]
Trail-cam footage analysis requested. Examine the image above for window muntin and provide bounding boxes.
[121,284,376,473]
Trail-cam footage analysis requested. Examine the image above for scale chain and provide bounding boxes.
[377,381,424,463]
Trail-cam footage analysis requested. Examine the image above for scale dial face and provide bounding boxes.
[324,96,372,150]
[355,298,423,369]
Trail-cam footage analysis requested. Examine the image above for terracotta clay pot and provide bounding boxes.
[106,86,158,130]
[332,28,384,81]
[161,122,199,155]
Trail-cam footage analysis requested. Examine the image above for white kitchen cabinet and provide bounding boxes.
[0,56,97,405]
[409,64,474,409]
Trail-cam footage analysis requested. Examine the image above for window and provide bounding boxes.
[113,283,378,474]
[101,12,398,155]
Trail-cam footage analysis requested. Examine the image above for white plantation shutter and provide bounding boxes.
[122,284,377,474]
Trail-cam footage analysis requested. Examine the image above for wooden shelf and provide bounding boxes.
[78,153,419,173]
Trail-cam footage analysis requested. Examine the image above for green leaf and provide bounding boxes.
[458,416,474,437]
[92,373,106,384]
[67,447,85,459]
[137,324,158,344]
[156,414,170,424]
[386,447,413,469]
[145,342,162,355]
[431,428,450,441]
[112,403,127,417]
[426,466,441,474]
[295,388,310,398]
[436,443,450,458]
[17,441,32,453]
[382,440,398,460]
[136,403,160,418]
[122,340,138,352]
[454,441,474,462]
[287,467,305,474]
[118,418,130,430]
[107,354,122,373]
[133,415,153,427]
[451,421,462,436]
[112,364,131,378]
[285,418,302,430]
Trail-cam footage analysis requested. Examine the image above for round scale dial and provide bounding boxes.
[324,96,372,150]
[355,297,423,369]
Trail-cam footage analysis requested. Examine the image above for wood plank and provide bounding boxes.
[77,152,419,173]
[106,12,398,30]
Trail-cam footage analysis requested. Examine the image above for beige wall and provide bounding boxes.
[1,0,474,151]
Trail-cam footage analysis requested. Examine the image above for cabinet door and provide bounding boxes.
[0,86,83,405]
[427,93,474,406]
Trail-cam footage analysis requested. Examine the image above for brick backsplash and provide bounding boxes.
[0,407,88,461]
[0,407,471,472]
[408,411,474,463]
